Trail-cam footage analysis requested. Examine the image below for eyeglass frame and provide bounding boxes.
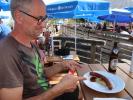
[19,10,48,25]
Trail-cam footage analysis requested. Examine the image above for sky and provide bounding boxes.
[43,0,57,5]
[107,0,133,8]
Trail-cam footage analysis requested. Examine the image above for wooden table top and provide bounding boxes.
[47,53,80,85]
[46,56,63,62]
[76,63,133,100]
[46,54,80,63]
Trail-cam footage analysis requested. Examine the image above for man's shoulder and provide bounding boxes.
[0,36,18,53]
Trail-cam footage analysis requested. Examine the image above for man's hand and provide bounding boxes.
[59,74,86,92]
[61,60,82,72]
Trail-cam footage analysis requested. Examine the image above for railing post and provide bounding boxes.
[90,43,96,63]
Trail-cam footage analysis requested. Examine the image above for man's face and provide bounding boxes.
[19,0,47,39]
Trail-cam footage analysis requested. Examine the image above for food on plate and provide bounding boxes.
[90,76,97,82]
[90,76,107,87]
[90,72,113,90]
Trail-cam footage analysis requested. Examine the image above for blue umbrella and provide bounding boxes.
[46,0,110,18]
[0,0,10,11]
[0,15,9,19]
[86,16,101,23]
[97,8,133,23]
[125,7,133,14]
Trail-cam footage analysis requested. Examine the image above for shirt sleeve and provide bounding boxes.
[0,52,23,88]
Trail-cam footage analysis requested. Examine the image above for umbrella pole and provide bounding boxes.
[66,20,67,36]
[51,19,56,56]
[113,19,116,33]
[129,22,132,30]
[51,36,54,56]
[75,19,77,52]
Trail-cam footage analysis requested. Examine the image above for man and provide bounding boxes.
[0,18,11,40]
[0,0,85,100]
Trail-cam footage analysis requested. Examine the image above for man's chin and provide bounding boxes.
[36,32,42,36]
[32,34,40,39]
[31,32,42,39]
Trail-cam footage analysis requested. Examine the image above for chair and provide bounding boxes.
[53,40,61,50]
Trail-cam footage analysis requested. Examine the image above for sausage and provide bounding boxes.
[90,76,97,82]
[90,72,113,90]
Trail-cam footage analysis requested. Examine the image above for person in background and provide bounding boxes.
[35,33,46,64]
[0,18,11,40]
[37,33,46,50]
[55,25,58,32]
[120,26,129,35]
[96,23,102,30]
[102,22,107,31]
[0,0,85,100]
[115,24,121,33]
[36,31,51,63]
[43,31,51,54]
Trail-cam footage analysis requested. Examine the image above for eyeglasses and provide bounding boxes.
[19,10,48,25]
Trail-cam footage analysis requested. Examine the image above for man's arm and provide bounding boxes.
[0,75,85,100]
[44,60,81,78]
[26,82,65,100]
[0,87,23,100]
[44,63,65,78]
[0,84,64,100]
[0,83,66,100]
[26,75,85,100]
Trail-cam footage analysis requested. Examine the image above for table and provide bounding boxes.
[47,53,80,85]
[46,55,79,62]
[76,63,133,100]
[46,56,63,62]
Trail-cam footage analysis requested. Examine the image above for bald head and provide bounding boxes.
[10,0,47,40]
[10,0,46,20]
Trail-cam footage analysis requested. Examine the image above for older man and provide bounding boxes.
[0,0,85,100]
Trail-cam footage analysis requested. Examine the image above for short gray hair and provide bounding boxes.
[10,0,33,19]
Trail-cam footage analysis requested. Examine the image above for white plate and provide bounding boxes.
[93,98,127,100]
[83,71,125,93]
[63,55,73,60]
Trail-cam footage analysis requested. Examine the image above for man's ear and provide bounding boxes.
[14,10,23,24]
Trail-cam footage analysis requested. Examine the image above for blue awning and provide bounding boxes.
[125,7,133,14]
[46,0,110,19]
[0,0,10,11]
[97,9,133,23]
